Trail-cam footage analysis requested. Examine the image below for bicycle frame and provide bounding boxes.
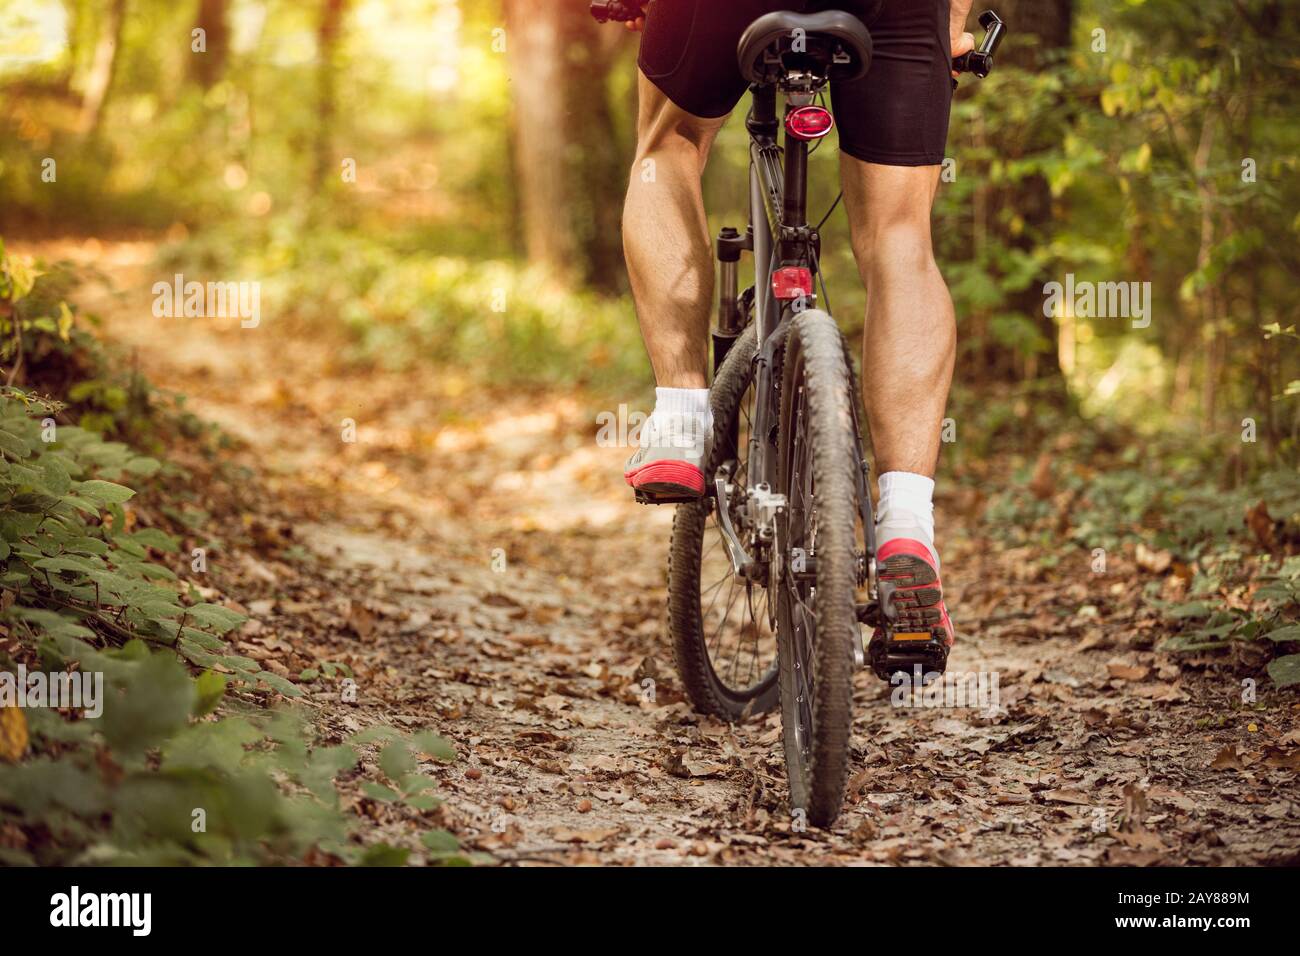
[725,80,822,498]
[713,75,880,621]
[742,83,786,501]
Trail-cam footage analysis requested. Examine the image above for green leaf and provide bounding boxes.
[134,562,177,581]
[108,638,152,661]
[1263,624,1300,644]
[399,773,437,795]
[124,457,161,477]
[411,730,456,762]
[297,744,358,801]
[66,535,110,555]
[100,652,197,756]
[256,670,303,698]
[76,479,135,505]
[421,829,459,853]
[216,654,260,674]
[114,538,147,559]
[127,528,178,553]
[380,742,416,781]
[0,757,106,817]
[136,598,186,620]
[32,555,100,575]
[162,717,260,771]
[1267,654,1300,688]
[193,670,227,716]
[105,502,126,537]
[11,606,94,641]
[177,637,222,669]
[361,781,399,802]
[177,627,226,651]
[1165,601,1210,620]
[40,455,71,496]
[184,603,247,634]
[62,495,103,517]
[358,843,409,867]
[0,429,32,460]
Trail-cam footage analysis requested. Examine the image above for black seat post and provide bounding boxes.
[781,137,808,263]
[746,84,778,142]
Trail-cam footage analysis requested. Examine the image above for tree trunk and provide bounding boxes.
[996,0,1073,53]
[192,0,231,89]
[1192,112,1220,431]
[77,0,127,139]
[503,0,625,291]
[312,0,348,192]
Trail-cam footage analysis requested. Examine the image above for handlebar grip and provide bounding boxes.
[953,9,1005,78]
[590,0,643,23]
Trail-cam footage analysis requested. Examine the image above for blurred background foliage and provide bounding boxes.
[0,0,1297,661]
[0,0,1295,458]
[0,0,1294,440]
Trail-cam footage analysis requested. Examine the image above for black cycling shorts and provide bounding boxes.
[637,0,953,166]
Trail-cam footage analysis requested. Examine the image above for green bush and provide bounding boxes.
[159,221,651,391]
[0,242,463,865]
[969,409,1300,684]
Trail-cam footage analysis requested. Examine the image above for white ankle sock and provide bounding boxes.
[650,387,712,437]
[876,471,936,552]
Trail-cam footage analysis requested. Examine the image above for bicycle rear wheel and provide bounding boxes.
[775,310,860,828]
[667,325,779,720]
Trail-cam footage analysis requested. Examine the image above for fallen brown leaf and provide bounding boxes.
[1029,452,1054,500]
[346,601,375,640]
[1107,661,1152,682]
[1135,543,1172,575]
[1210,745,1243,770]
[1244,501,1276,552]
[553,826,621,844]
[1042,788,1092,805]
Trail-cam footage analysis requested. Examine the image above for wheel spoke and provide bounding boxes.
[683,346,777,705]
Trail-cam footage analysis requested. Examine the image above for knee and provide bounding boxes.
[633,113,720,173]
[851,218,937,276]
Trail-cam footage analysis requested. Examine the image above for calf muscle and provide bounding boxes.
[840,156,955,477]
[622,72,724,388]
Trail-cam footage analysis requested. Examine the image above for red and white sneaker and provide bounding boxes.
[867,521,954,680]
[623,415,709,503]
[876,536,954,647]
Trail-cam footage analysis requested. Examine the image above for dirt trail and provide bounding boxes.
[34,239,1300,865]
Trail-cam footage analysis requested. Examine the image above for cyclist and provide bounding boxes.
[621,0,974,650]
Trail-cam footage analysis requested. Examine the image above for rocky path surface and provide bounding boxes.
[36,238,1300,865]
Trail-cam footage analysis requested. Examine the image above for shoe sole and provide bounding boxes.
[878,552,945,630]
[624,460,705,500]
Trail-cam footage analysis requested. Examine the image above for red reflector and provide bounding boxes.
[772,266,813,300]
[785,106,834,141]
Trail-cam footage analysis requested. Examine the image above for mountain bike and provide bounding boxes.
[595,1,1005,827]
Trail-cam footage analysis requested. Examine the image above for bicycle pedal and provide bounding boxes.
[855,601,884,626]
[867,627,950,682]
[634,490,700,505]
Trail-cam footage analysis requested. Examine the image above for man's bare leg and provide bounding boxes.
[623,71,725,390]
[840,157,955,478]
[841,155,956,643]
[621,73,726,499]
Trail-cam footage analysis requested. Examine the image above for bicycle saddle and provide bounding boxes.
[737,9,875,85]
